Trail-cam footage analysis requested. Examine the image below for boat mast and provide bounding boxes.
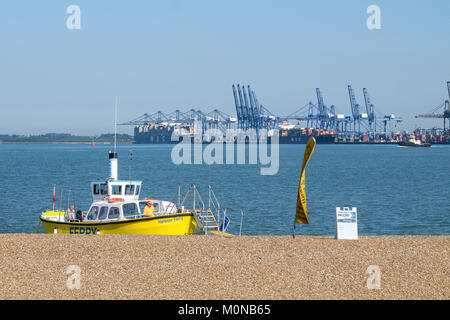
[114,96,118,154]
[109,97,119,181]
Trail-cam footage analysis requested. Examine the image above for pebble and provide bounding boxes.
[0,234,447,300]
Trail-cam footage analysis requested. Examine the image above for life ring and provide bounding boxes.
[108,198,124,203]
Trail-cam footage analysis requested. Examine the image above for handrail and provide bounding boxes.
[160,184,244,236]
[221,207,244,236]
[56,189,77,222]
[208,185,221,221]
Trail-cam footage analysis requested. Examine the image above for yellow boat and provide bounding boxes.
[39,151,240,236]
[40,209,198,235]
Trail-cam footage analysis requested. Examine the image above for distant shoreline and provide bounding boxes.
[0,141,130,145]
[0,133,134,145]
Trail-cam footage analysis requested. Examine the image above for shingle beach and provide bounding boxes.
[0,234,447,300]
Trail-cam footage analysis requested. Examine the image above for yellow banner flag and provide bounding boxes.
[295,137,316,225]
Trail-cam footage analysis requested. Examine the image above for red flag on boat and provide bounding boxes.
[53,185,56,203]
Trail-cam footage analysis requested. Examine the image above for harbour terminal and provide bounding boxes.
[125,82,450,145]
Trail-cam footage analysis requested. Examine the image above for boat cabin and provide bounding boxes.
[84,199,178,222]
[90,180,142,202]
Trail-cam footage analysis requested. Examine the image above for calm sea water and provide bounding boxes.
[0,143,448,235]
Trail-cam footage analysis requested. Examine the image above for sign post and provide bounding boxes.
[335,207,358,240]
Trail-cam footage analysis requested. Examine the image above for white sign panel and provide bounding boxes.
[335,207,358,240]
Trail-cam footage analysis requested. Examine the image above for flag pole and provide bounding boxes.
[52,185,56,211]
[293,222,296,239]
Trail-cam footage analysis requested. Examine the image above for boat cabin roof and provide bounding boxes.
[89,180,143,184]
[90,180,143,202]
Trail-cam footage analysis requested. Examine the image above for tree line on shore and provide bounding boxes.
[0,133,134,143]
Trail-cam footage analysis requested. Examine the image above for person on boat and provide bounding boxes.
[66,205,76,221]
[143,201,155,217]
[76,210,83,222]
[87,206,98,220]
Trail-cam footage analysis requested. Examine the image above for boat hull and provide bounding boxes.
[40,212,198,235]
[397,142,431,147]
[277,134,336,144]
[134,127,337,145]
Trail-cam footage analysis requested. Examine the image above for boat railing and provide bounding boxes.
[55,189,77,222]
[208,185,221,220]
[220,207,244,236]
[177,184,244,235]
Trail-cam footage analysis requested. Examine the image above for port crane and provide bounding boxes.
[277,88,351,135]
[415,81,450,131]
[348,85,369,136]
[285,90,331,130]
[120,84,402,141]
[232,84,280,131]
[315,88,329,129]
[362,88,403,139]
[233,85,397,139]
[363,88,376,139]
[314,88,342,130]
[349,86,402,139]
[119,109,237,132]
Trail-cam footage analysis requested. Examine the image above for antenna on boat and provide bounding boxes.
[114,96,118,154]
[108,97,119,181]
[128,150,133,182]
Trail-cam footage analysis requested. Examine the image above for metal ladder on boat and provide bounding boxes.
[175,184,243,235]
[193,209,219,234]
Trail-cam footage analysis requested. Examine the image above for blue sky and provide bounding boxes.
[0,0,449,135]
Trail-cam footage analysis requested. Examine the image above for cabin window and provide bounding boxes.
[108,207,120,220]
[135,185,140,195]
[93,184,100,195]
[98,207,108,220]
[123,203,138,219]
[139,201,148,214]
[100,184,108,195]
[87,206,99,220]
[112,185,122,195]
[125,185,135,195]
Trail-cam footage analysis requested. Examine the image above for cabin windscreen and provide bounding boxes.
[87,206,99,220]
[98,207,108,220]
[125,185,135,195]
[108,207,120,220]
[112,185,122,195]
[93,184,108,195]
[123,203,139,218]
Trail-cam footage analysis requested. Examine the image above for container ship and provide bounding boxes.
[134,123,337,144]
[278,123,336,144]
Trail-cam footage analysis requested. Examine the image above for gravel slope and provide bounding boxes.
[0,234,447,300]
